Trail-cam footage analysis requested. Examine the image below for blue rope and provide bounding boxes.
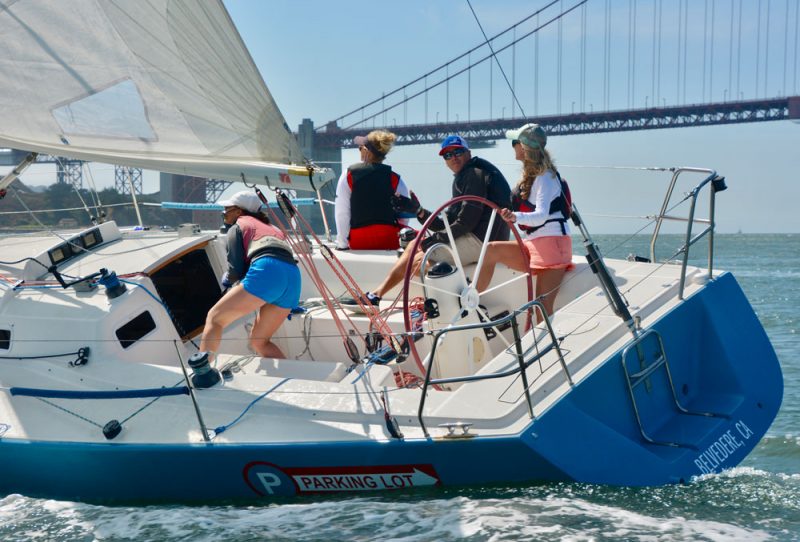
[350,360,375,384]
[119,279,169,309]
[213,378,290,436]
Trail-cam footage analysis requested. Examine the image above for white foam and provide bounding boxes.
[0,492,780,541]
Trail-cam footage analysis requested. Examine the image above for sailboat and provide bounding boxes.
[0,0,782,502]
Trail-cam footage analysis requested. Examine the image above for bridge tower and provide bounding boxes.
[297,119,342,180]
[56,159,83,190]
[114,165,143,194]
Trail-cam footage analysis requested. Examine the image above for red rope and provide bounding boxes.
[254,188,403,362]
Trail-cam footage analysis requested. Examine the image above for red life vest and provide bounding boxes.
[347,163,401,229]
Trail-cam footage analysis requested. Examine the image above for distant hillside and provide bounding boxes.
[0,180,332,235]
[0,181,187,229]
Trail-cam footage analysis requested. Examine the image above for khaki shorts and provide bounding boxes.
[428,232,484,266]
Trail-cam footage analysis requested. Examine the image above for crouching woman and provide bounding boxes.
[199,191,300,359]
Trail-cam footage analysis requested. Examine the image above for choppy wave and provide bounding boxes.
[0,489,782,542]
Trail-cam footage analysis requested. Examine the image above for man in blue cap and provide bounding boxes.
[348,134,510,307]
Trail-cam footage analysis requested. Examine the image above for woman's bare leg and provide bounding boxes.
[535,268,567,318]
[250,303,291,358]
[475,241,529,293]
[199,284,264,355]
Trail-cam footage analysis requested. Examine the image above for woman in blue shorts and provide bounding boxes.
[199,191,300,359]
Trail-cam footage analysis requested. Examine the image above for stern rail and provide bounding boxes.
[416,299,572,438]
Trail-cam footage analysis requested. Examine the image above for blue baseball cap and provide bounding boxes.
[439,135,470,156]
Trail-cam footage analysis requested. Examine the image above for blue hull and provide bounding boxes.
[0,273,782,502]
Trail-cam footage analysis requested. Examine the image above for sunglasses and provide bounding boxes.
[511,139,520,147]
[442,148,467,160]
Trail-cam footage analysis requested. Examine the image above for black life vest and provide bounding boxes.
[347,163,400,229]
[511,171,572,235]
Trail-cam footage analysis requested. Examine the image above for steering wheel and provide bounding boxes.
[401,195,533,380]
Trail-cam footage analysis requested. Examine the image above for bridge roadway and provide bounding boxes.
[313,96,800,150]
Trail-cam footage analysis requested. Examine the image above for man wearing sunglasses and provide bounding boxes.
[347,134,510,308]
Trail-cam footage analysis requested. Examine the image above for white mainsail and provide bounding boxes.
[0,0,333,191]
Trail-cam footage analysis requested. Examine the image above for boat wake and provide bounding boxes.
[0,490,778,542]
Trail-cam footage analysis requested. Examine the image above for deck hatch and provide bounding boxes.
[0,329,9,350]
[116,311,156,349]
[149,248,221,339]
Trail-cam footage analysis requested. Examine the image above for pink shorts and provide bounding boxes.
[523,236,575,273]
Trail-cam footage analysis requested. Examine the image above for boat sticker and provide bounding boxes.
[693,419,755,475]
[243,462,440,496]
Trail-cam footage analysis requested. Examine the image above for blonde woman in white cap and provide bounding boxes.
[475,123,574,318]
[199,190,300,359]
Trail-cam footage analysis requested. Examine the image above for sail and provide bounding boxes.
[0,0,333,191]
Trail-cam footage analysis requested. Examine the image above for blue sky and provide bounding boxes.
[222,0,800,233]
[3,0,798,233]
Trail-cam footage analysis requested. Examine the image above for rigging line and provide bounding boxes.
[342,1,587,130]
[0,201,145,216]
[765,0,771,98]
[677,0,683,104]
[652,0,657,102]
[710,0,716,100]
[324,0,561,127]
[0,331,426,343]
[737,0,743,98]
[81,162,103,216]
[466,0,527,119]
[255,190,392,356]
[632,0,637,108]
[53,156,94,223]
[683,0,688,103]
[606,0,612,110]
[795,0,799,94]
[581,3,586,111]
[784,0,790,93]
[628,0,633,109]
[757,0,762,97]
[729,0,735,97]
[8,187,71,244]
[657,0,663,104]
[119,378,186,426]
[558,0,563,115]
[34,397,103,428]
[533,187,699,312]
[703,0,709,102]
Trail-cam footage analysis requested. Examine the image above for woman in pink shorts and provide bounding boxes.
[475,123,574,318]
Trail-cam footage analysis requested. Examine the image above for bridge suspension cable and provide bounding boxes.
[331,1,587,131]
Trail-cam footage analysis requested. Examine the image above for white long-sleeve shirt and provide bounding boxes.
[513,169,571,239]
[334,166,410,248]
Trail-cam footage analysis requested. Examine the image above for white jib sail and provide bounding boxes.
[0,0,334,191]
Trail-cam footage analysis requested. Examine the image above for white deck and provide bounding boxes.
[0,223,713,445]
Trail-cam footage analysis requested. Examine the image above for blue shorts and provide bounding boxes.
[241,256,301,309]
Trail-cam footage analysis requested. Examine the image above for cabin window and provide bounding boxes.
[116,311,156,349]
[0,329,9,350]
[149,249,221,339]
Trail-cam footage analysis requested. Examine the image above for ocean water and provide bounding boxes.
[0,234,797,541]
